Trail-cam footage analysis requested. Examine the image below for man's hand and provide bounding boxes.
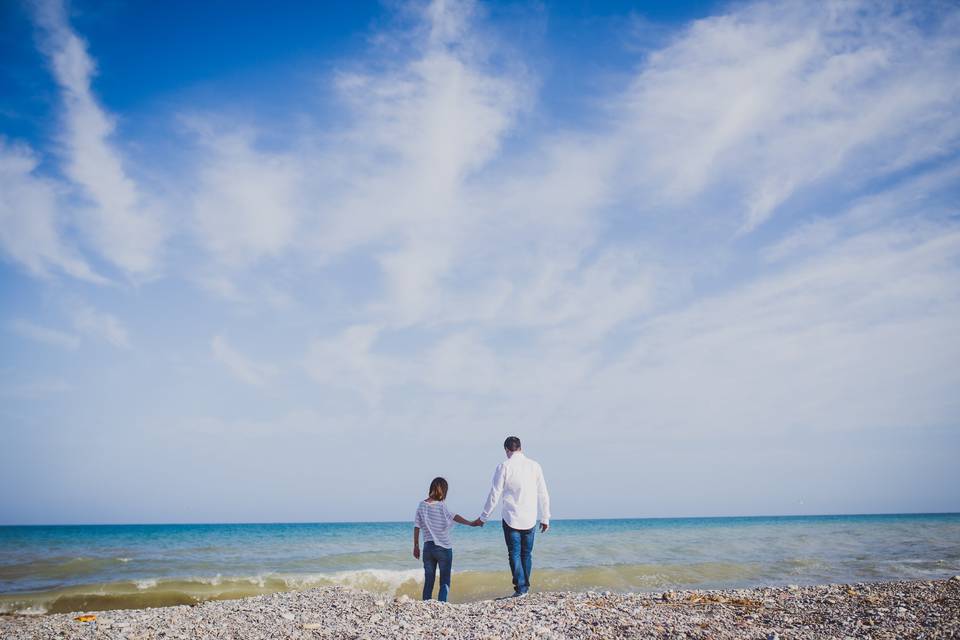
[473,518,485,527]
[539,522,550,533]
[413,545,420,560]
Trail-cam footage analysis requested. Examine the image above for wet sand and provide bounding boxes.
[2,577,958,639]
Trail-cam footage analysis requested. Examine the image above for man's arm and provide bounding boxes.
[537,464,551,532]
[479,463,506,523]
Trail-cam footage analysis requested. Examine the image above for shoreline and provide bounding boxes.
[2,577,958,639]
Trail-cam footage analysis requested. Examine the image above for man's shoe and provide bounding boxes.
[511,591,527,598]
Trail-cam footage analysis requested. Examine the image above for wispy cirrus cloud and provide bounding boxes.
[190,128,305,267]
[73,304,131,349]
[0,376,73,399]
[0,140,103,282]
[576,217,960,441]
[10,308,133,352]
[292,0,960,445]
[5,0,956,407]
[211,335,278,386]
[184,0,531,313]
[13,0,166,279]
[9,318,80,350]
[615,0,960,232]
[2,0,959,520]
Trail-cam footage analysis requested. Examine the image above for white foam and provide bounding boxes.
[0,603,48,615]
[245,575,266,588]
[278,574,334,589]
[324,569,421,593]
[17,605,49,615]
[272,569,421,594]
[135,579,158,590]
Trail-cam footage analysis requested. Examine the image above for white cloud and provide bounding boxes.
[8,0,960,443]
[181,0,532,315]
[616,0,960,232]
[74,305,131,349]
[284,1,960,463]
[304,324,383,404]
[273,0,959,342]
[13,0,947,435]
[299,208,960,450]
[191,129,304,266]
[164,409,339,439]
[0,377,73,399]
[211,335,278,386]
[578,224,960,440]
[194,273,246,303]
[4,0,960,520]
[30,0,165,276]
[9,319,80,350]
[762,162,960,264]
[0,141,103,282]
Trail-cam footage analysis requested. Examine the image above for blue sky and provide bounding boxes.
[1,0,959,525]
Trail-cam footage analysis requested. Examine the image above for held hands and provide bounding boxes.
[471,518,485,528]
[539,522,550,533]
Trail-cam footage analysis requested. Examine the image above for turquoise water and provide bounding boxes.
[1,513,958,612]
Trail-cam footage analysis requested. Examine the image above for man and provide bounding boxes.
[475,436,551,597]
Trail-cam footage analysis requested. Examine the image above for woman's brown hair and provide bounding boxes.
[428,477,448,501]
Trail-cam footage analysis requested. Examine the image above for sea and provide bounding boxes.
[1,513,958,614]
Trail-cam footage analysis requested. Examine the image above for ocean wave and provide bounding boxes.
[0,562,761,614]
[0,570,418,615]
[134,579,157,590]
[0,556,137,581]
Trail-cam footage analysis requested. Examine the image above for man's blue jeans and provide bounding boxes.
[502,520,536,594]
[422,540,453,602]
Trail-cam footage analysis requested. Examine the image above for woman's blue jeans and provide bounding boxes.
[502,520,536,594]
[422,540,453,602]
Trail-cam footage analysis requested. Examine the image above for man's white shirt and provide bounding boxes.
[480,452,551,530]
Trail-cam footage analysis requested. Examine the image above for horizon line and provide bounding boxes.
[3,510,958,528]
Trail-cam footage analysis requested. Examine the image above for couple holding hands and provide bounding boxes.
[412,436,551,602]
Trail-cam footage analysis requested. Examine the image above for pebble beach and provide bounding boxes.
[2,577,958,639]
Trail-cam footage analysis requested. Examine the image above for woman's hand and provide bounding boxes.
[413,545,420,560]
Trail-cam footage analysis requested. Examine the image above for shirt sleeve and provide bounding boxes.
[414,504,424,528]
[480,463,506,522]
[442,502,455,526]
[537,464,551,525]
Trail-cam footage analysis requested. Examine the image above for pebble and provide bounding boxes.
[1,578,958,639]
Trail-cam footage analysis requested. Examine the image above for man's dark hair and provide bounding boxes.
[504,436,522,452]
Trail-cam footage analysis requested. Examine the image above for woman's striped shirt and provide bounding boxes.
[414,500,455,549]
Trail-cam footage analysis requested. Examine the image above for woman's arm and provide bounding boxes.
[453,514,476,526]
[413,526,421,559]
